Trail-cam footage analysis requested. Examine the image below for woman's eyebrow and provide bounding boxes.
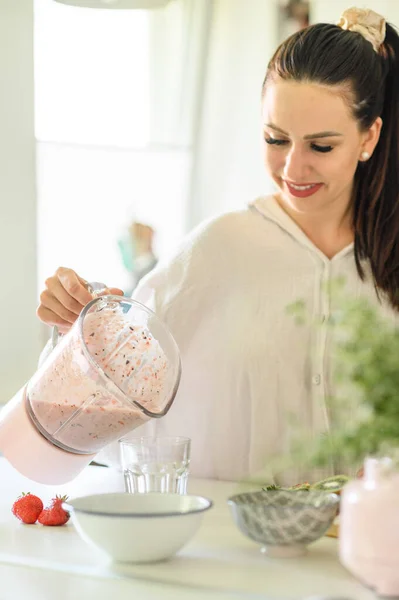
[265,123,343,139]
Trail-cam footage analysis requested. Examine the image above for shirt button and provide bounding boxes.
[312,374,321,385]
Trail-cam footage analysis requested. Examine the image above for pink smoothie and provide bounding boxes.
[27,303,170,453]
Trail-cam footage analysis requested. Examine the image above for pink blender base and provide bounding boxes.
[0,386,96,484]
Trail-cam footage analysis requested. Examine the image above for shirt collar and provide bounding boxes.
[249,195,354,263]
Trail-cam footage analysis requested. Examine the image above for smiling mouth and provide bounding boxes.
[282,180,324,198]
[283,181,322,191]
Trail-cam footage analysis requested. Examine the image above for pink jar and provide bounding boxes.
[339,457,399,597]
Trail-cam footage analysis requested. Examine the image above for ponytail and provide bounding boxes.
[353,23,399,310]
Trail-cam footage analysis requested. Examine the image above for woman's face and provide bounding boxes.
[262,79,380,218]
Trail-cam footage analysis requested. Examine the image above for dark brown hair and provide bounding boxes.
[263,22,399,311]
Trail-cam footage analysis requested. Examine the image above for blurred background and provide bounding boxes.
[1,0,398,404]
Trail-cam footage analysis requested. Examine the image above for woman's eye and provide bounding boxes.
[311,143,333,153]
[264,137,333,153]
[264,137,288,146]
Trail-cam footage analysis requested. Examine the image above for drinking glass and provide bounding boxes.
[119,436,191,494]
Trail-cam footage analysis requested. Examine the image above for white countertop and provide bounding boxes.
[0,458,375,600]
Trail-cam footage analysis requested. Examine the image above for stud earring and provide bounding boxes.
[361,151,370,161]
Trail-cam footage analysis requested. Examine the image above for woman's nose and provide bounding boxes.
[283,147,312,182]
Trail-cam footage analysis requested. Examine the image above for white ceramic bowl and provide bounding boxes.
[64,492,212,563]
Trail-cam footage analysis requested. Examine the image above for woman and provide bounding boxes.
[37,8,399,485]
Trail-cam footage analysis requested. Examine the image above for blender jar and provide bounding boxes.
[25,295,181,455]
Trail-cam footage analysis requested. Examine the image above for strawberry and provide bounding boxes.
[12,492,44,524]
[38,495,70,526]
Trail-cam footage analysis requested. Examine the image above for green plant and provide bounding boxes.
[289,281,399,468]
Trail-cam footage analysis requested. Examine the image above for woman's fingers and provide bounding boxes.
[38,267,125,329]
[36,305,72,330]
[56,267,93,305]
[105,287,125,296]
[43,278,84,316]
[39,289,78,324]
[38,267,91,327]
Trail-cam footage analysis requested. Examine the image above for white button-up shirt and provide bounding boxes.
[98,195,397,485]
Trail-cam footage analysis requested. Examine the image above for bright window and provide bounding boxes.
[34,0,189,293]
[34,0,150,147]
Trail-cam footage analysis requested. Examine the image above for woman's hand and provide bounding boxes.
[37,267,124,333]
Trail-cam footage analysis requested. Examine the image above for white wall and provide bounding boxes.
[0,1,41,404]
[188,0,279,227]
